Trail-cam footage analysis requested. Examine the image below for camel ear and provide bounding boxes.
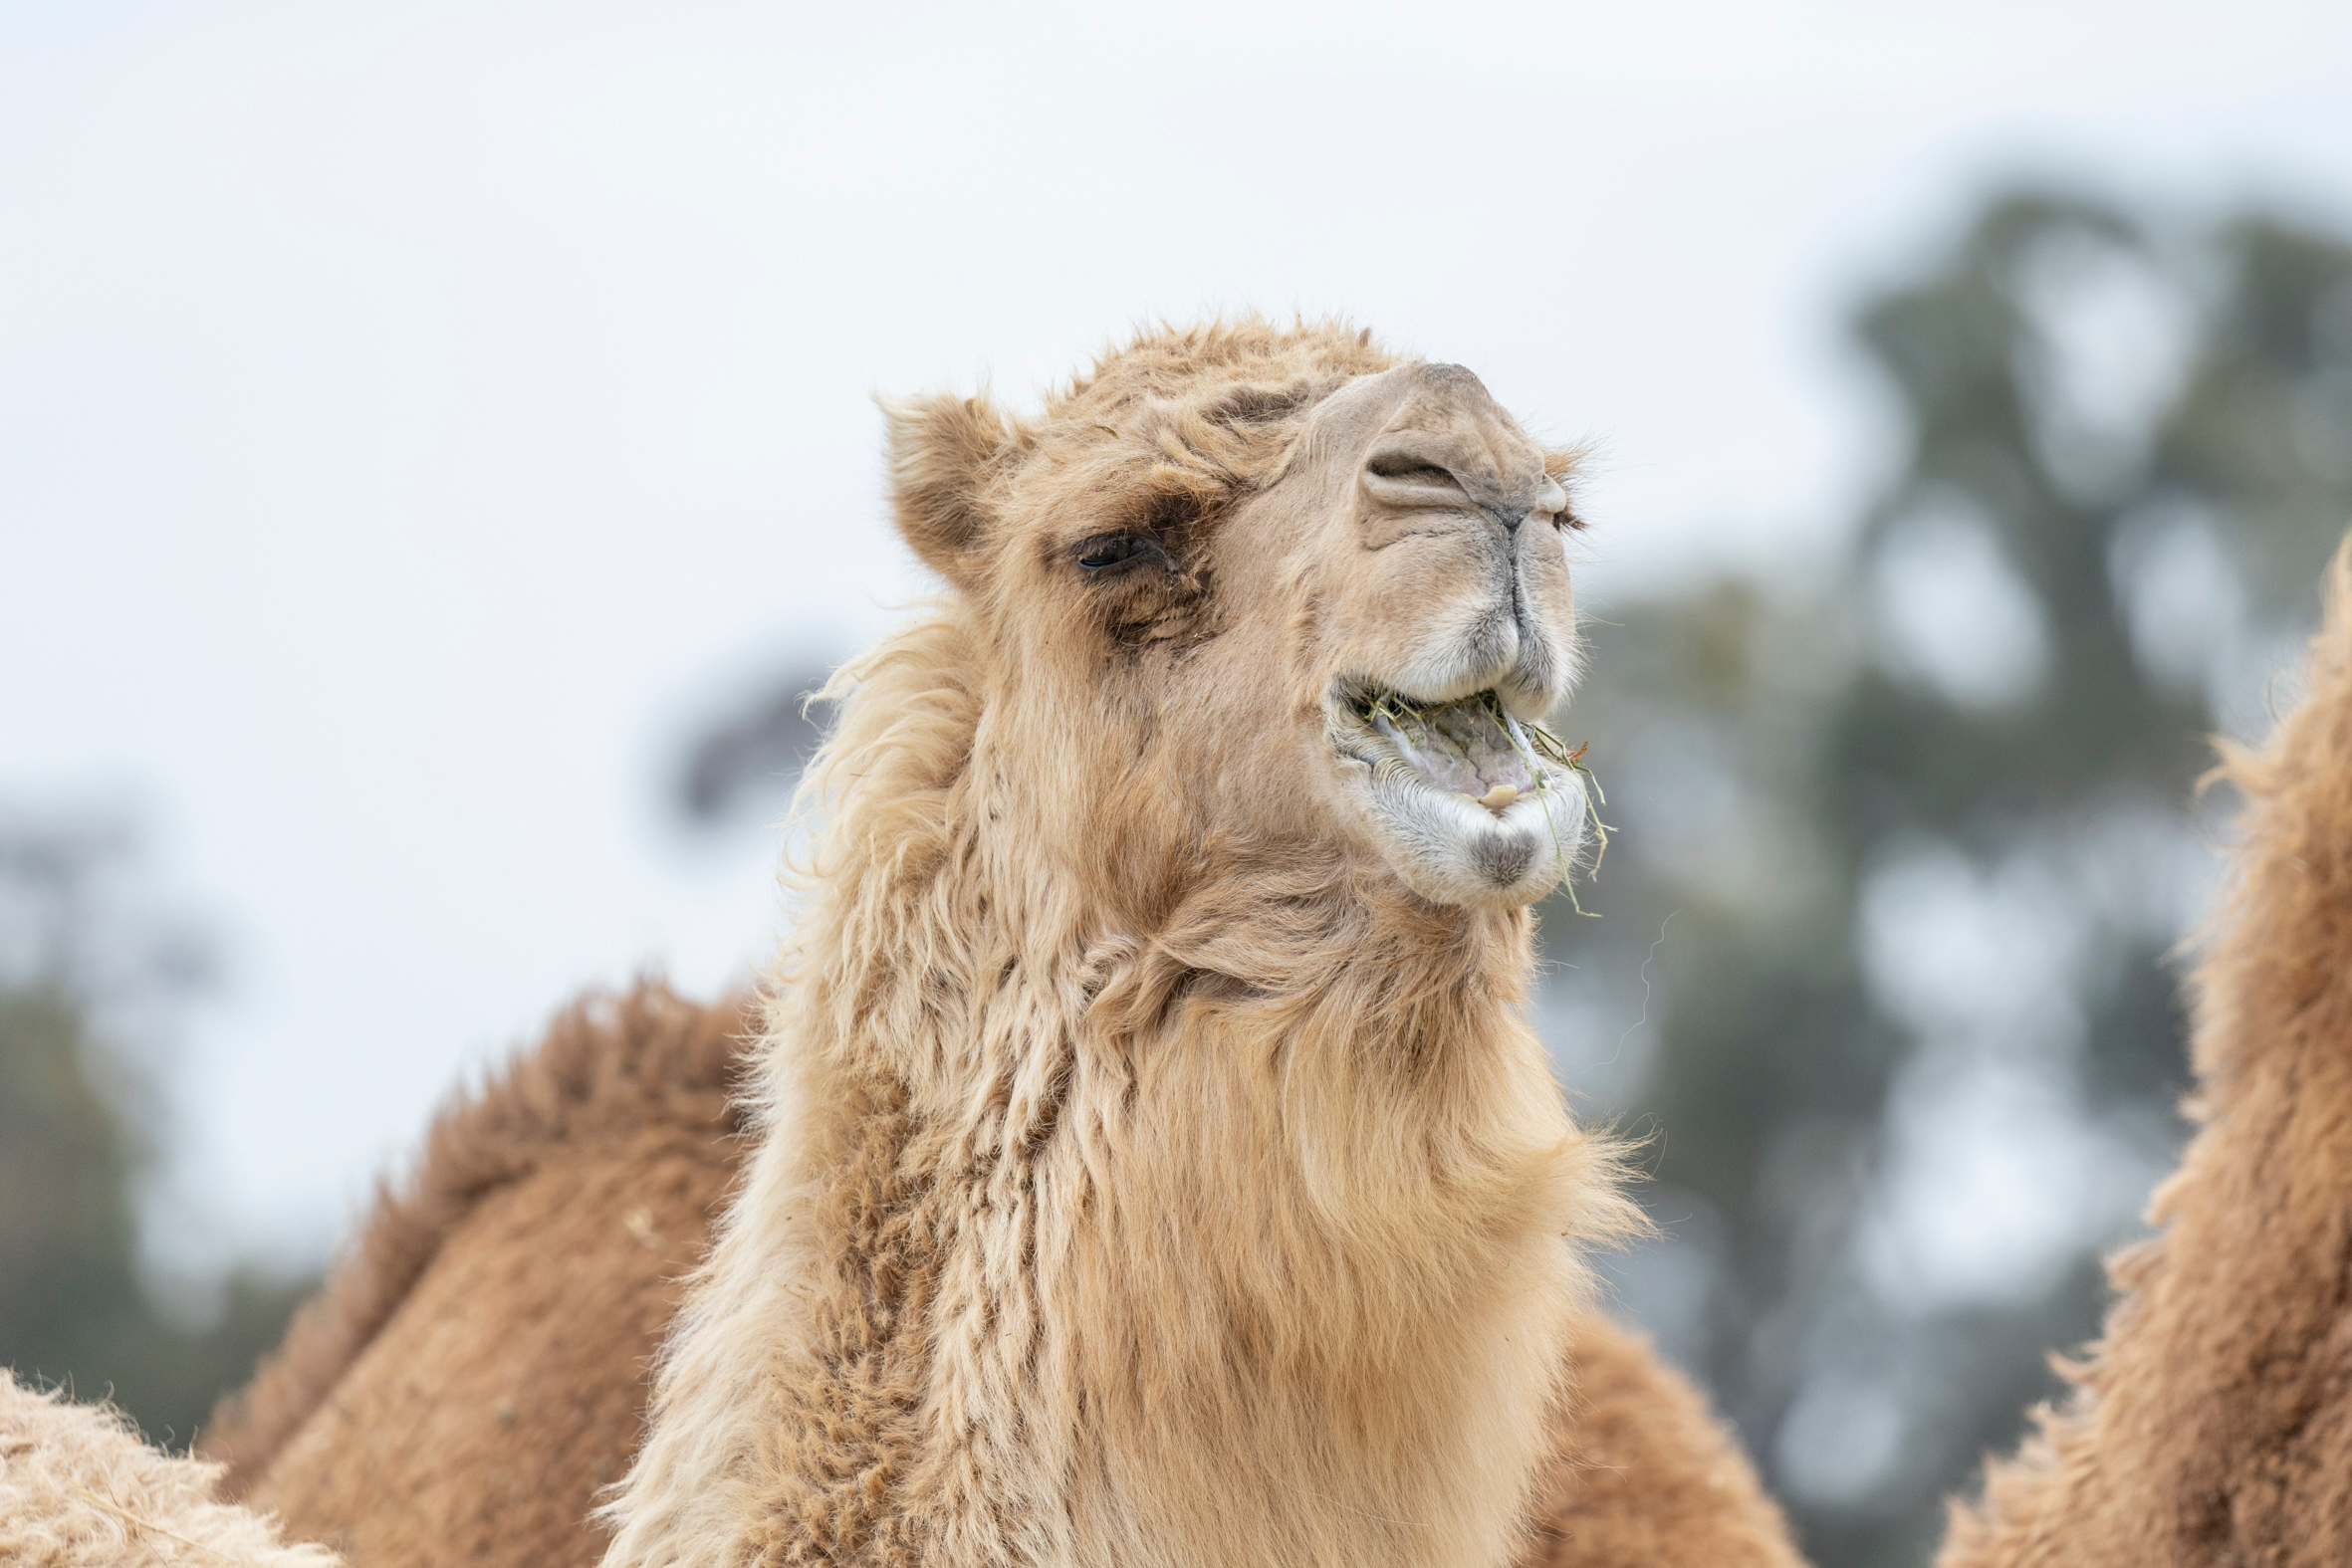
[879,390,1016,585]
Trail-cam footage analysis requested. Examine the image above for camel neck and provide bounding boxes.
[703,892,1581,1566]
[603,618,1615,1568]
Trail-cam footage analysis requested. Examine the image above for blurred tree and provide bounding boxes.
[0,817,315,1449]
[676,663,837,824]
[1546,192,2352,1565]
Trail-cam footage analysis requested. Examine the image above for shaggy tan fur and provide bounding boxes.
[599,319,1654,1568]
[1935,539,2352,1566]
[204,985,751,1563]
[200,986,1799,1568]
[1,1373,338,1567]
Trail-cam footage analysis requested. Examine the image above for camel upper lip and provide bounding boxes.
[1328,680,1561,805]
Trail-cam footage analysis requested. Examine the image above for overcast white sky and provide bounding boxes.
[5,0,2350,1283]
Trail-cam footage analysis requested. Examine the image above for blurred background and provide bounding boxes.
[4,3,2350,1561]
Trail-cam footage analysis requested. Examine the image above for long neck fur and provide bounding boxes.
[603,605,1630,1568]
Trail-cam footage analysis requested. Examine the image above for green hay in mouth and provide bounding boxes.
[1359,689,1614,915]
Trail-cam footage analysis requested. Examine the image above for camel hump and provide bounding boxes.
[1937,532,2352,1566]
[2192,535,2352,1089]
[200,983,755,1505]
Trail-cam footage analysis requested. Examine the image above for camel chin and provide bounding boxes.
[1328,681,1586,909]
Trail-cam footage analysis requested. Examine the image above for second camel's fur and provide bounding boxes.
[1935,544,2352,1565]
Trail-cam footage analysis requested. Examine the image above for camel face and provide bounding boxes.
[1282,362,1586,908]
[883,323,1585,913]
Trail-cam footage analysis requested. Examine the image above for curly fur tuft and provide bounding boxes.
[1,1374,338,1567]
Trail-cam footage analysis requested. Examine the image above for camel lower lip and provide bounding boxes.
[1329,682,1592,908]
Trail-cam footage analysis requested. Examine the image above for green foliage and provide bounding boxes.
[0,821,315,1450]
[1,985,148,1376]
[1545,190,2352,1566]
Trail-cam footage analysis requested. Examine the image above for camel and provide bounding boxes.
[1,1372,336,1567]
[1933,540,2352,1566]
[203,320,1805,1568]
[596,320,1769,1568]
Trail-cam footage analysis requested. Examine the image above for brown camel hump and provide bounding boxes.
[1938,535,2352,1567]
[1529,1315,1803,1568]
[201,982,753,1562]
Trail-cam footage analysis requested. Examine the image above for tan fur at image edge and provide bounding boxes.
[1937,540,2352,1567]
[206,320,1800,1568]
[1,1374,337,1567]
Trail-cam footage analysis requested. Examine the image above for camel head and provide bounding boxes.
[880,321,1587,914]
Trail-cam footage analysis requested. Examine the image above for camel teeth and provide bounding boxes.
[1478,784,1518,812]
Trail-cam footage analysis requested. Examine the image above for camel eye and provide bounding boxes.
[1074,535,1152,571]
[1367,459,1454,485]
